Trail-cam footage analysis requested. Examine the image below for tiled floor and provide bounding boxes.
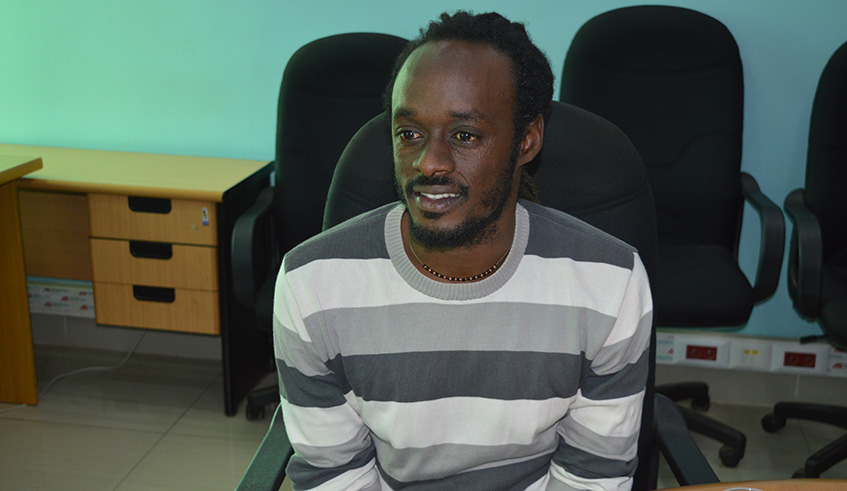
[655,402,847,487]
[1,346,844,490]
[0,346,283,491]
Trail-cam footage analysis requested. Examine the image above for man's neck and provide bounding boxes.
[401,208,517,283]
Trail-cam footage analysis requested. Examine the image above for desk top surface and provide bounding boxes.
[0,144,270,202]
[0,155,43,187]
[673,479,847,490]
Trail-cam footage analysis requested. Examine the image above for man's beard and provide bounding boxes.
[396,157,517,250]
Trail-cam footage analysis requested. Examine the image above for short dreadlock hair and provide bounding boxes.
[384,11,554,201]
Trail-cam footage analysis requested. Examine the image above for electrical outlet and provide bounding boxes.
[686,345,718,361]
[770,342,829,374]
[673,336,730,367]
[784,351,817,368]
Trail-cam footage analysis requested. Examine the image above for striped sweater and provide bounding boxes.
[274,201,653,490]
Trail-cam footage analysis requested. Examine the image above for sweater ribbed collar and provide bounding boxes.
[385,202,529,301]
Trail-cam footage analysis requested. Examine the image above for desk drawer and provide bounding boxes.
[93,283,219,334]
[89,193,216,245]
[90,238,217,290]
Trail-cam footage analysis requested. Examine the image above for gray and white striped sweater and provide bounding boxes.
[274,201,652,490]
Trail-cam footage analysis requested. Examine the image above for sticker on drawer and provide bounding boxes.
[202,207,209,226]
[27,276,95,318]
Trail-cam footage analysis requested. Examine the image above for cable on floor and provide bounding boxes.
[0,332,147,415]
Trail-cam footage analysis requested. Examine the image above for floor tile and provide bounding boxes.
[689,407,806,482]
[32,343,63,369]
[115,433,262,490]
[799,419,847,479]
[2,348,220,433]
[795,374,847,407]
[4,346,846,490]
[169,374,273,441]
[656,402,810,487]
[0,418,161,491]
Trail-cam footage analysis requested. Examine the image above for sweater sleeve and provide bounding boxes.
[546,253,653,491]
[273,261,380,490]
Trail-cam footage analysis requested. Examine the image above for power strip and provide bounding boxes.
[656,331,846,377]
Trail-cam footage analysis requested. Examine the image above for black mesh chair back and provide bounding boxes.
[559,6,789,468]
[788,40,847,345]
[763,42,847,479]
[323,101,661,490]
[561,6,762,328]
[273,33,408,256]
[238,32,407,421]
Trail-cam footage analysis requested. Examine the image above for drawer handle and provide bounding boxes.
[133,285,175,303]
[128,196,172,214]
[129,241,173,260]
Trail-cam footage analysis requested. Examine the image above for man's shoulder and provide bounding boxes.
[522,200,637,271]
[283,203,396,273]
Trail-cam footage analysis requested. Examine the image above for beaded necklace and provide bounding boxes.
[408,241,510,282]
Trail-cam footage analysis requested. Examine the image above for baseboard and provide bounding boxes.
[30,313,222,361]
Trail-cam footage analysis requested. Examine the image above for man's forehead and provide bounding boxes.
[391,40,514,117]
[393,106,486,122]
[398,40,510,80]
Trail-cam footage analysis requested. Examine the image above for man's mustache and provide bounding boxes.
[404,175,469,197]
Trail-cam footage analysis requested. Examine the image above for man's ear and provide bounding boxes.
[517,115,544,168]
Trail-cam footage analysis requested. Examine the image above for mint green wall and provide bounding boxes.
[3,0,846,339]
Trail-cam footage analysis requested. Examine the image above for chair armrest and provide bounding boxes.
[653,394,719,486]
[783,188,823,317]
[237,404,294,491]
[741,172,786,302]
[231,186,276,309]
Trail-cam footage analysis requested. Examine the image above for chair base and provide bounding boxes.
[762,402,847,477]
[657,382,747,467]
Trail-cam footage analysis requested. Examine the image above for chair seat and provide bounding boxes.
[655,244,753,327]
[821,249,847,344]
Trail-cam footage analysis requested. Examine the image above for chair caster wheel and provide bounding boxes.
[719,445,743,467]
[246,401,266,421]
[761,413,786,433]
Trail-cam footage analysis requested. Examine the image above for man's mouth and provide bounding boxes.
[404,176,468,216]
[410,187,466,216]
[419,192,460,200]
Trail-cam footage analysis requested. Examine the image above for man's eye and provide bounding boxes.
[396,130,420,141]
[454,131,477,143]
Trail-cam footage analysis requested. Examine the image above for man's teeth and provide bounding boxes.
[420,192,459,200]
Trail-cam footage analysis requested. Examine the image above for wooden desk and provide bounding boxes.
[0,156,43,405]
[672,479,847,490]
[0,144,273,415]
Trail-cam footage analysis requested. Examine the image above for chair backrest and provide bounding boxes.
[805,41,847,264]
[323,100,660,490]
[273,32,407,255]
[788,41,847,347]
[560,6,744,253]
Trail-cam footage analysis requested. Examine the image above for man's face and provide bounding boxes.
[391,40,521,250]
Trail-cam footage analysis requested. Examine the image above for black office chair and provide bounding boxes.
[230,32,408,420]
[238,101,718,490]
[560,5,785,467]
[761,40,847,479]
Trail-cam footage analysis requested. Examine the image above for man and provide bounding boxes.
[274,11,652,490]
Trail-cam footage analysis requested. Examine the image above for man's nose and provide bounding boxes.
[413,139,454,176]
